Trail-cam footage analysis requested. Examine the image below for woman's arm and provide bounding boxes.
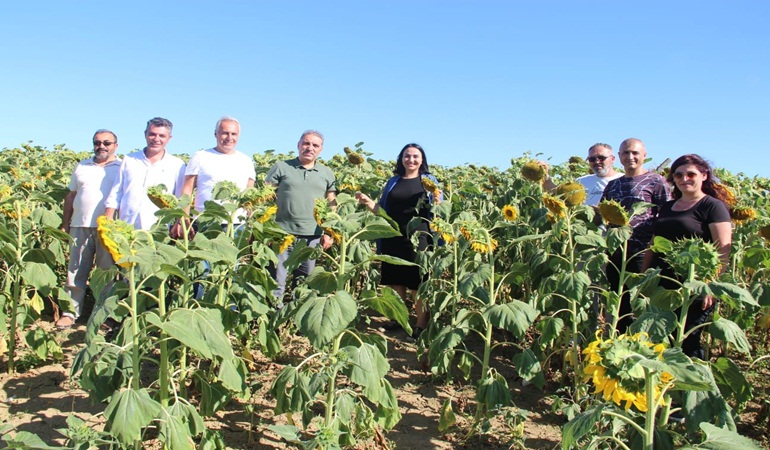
[704,221,732,309]
[355,192,380,214]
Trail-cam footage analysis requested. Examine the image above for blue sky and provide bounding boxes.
[2,1,768,177]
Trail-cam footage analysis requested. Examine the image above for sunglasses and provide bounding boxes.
[93,140,115,147]
[587,155,609,163]
[672,171,701,180]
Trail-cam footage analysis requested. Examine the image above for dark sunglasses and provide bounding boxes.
[672,171,700,180]
[587,155,609,163]
[93,140,115,147]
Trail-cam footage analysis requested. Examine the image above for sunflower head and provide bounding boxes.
[239,184,276,210]
[256,205,278,223]
[421,176,438,192]
[542,193,567,219]
[598,200,630,226]
[278,234,295,254]
[96,215,135,268]
[430,217,456,243]
[0,202,31,220]
[147,184,177,209]
[0,185,12,199]
[555,181,587,207]
[521,161,547,183]
[212,181,241,202]
[501,204,519,222]
[730,205,757,225]
[347,151,365,165]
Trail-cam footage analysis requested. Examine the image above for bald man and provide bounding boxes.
[601,138,671,332]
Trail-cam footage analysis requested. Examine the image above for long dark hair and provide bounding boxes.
[394,143,430,176]
[668,154,731,203]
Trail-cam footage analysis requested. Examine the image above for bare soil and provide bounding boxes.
[2,320,769,449]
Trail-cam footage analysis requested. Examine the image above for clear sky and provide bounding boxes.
[2,1,768,177]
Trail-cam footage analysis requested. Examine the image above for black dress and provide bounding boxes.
[380,177,431,290]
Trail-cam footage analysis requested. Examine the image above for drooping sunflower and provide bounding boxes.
[582,331,673,413]
[430,217,456,244]
[96,215,135,268]
[458,221,498,253]
[542,193,567,219]
[759,224,770,242]
[555,181,587,207]
[501,204,519,222]
[731,205,758,225]
[313,198,342,245]
[0,185,12,199]
[239,184,276,210]
[420,176,441,198]
[0,202,30,220]
[344,146,365,165]
[147,184,177,209]
[278,234,295,254]
[520,161,547,183]
[598,200,630,226]
[256,205,278,223]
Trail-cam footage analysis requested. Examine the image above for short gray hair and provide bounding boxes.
[300,129,324,143]
[215,116,239,131]
[93,129,117,142]
[145,117,173,133]
[588,143,612,153]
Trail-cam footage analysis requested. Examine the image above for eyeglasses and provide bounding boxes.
[672,171,700,180]
[587,155,609,163]
[93,140,115,147]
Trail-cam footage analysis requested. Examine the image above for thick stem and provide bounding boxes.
[644,370,656,450]
[609,241,629,338]
[324,334,343,427]
[674,263,696,348]
[8,278,20,374]
[158,282,169,407]
[128,266,140,391]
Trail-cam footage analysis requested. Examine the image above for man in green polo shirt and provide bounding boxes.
[266,130,337,302]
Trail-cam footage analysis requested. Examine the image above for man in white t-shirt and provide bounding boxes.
[104,117,186,230]
[170,117,256,238]
[56,129,122,329]
[577,143,623,206]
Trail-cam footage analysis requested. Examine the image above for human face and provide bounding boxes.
[144,125,172,154]
[92,132,118,163]
[672,163,707,196]
[619,141,646,175]
[401,146,423,177]
[586,147,614,177]
[297,133,323,166]
[215,120,239,153]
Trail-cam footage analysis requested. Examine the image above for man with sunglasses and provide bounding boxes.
[601,138,671,332]
[56,130,123,329]
[579,143,622,206]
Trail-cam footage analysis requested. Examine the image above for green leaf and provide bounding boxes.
[357,220,402,241]
[709,317,751,355]
[438,398,456,432]
[158,407,196,450]
[629,309,677,342]
[459,263,492,298]
[305,266,339,294]
[374,379,402,430]
[161,308,234,360]
[561,406,604,450]
[660,349,712,391]
[361,288,412,336]
[1,431,62,449]
[342,342,389,389]
[605,226,632,253]
[690,422,764,450]
[476,371,511,415]
[711,357,752,405]
[512,348,545,389]
[709,281,757,307]
[188,232,239,263]
[554,272,591,303]
[295,291,357,348]
[537,316,564,347]
[197,378,232,416]
[20,261,57,293]
[483,301,538,339]
[218,357,247,392]
[267,425,303,444]
[168,401,205,436]
[104,388,162,446]
[370,254,418,266]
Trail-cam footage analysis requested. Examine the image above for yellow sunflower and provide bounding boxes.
[542,193,567,219]
[598,200,630,226]
[501,204,519,222]
[470,238,499,254]
[0,185,12,199]
[520,161,546,183]
[430,217,456,244]
[147,184,177,209]
[239,184,276,210]
[278,234,295,254]
[256,205,278,223]
[0,202,30,220]
[731,206,757,225]
[96,215,135,268]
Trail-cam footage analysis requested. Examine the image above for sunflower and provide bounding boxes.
[256,205,278,223]
[731,205,757,225]
[96,215,135,268]
[458,221,498,253]
[0,185,11,199]
[421,176,441,198]
[582,331,673,413]
[501,204,519,222]
[324,228,342,244]
[0,202,30,220]
[430,217,456,243]
[542,193,567,219]
[147,184,177,209]
[212,181,241,202]
[520,161,547,183]
[278,234,295,254]
[598,200,630,226]
[347,152,365,165]
[555,181,587,207]
[470,238,499,254]
[239,184,276,210]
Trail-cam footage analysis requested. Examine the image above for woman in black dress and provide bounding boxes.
[642,154,732,358]
[356,143,441,336]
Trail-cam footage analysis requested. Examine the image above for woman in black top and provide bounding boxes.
[356,144,441,336]
[643,154,732,358]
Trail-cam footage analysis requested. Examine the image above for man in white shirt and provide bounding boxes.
[56,130,123,329]
[171,117,256,238]
[577,143,623,206]
[104,117,186,230]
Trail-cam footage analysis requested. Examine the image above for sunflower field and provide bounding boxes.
[2,142,770,450]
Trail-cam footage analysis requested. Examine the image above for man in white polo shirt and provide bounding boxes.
[56,129,123,329]
[578,143,623,206]
[104,117,186,230]
[171,116,256,238]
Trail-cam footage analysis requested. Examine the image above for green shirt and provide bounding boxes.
[265,158,336,236]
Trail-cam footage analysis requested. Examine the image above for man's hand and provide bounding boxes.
[320,234,333,250]
[170,219,195,241]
